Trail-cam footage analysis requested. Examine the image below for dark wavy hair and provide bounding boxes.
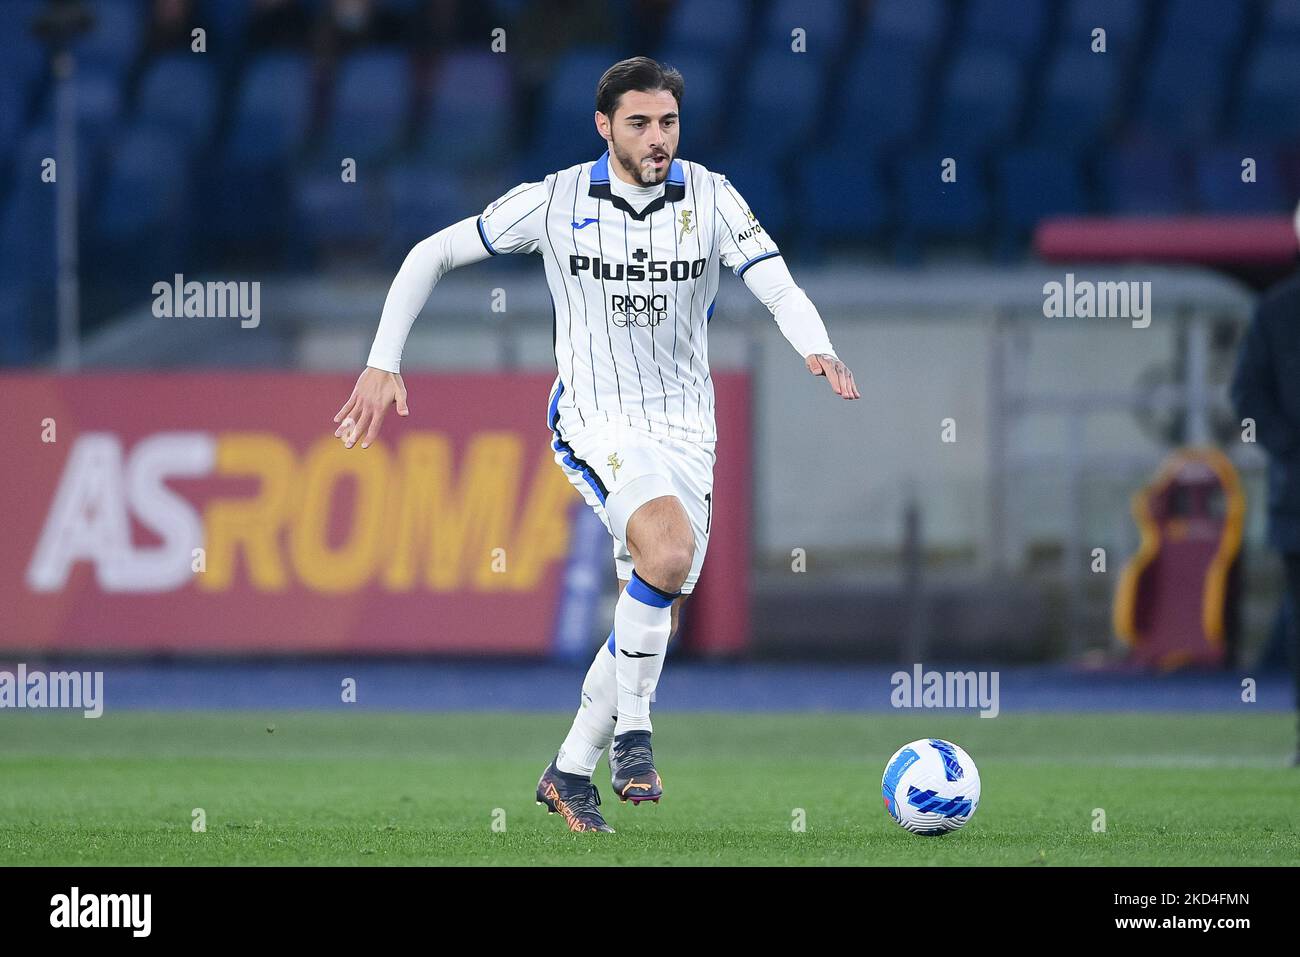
[595,57,684,119]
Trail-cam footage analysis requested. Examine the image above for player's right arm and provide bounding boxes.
[334,179,550,449]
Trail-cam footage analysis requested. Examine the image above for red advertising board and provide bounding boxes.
[0,372,750,656]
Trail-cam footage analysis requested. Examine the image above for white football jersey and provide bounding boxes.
[477,150,781,444]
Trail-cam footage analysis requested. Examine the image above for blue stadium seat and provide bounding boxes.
[683,137,726,175]
[1157,0,1247,56]
[649,48,725,152]
[798,148,888,245]
[199,0,254,46]
[757,0,851,59]
[134,55,221,150]
[661,0,750,58]
[1263,0,1300,38]
[1057,0,1146,61]
[93,125,191,256]
[1028,50,1120,148]
[0,141,58,289]
[36,66,123,152]
[1133,8,1243,140]
[293,170,389,253]
[1134,38,1227,142]
[1096,143,1189,214]
[0,218,49,329]
[0,1,46,100]
[0,80,28,179]
[858,0,945,60]
[703,152,789,240]
[420,50,514,171]
[732,50,825,163]
[0,280,39,364]
[225,53,314,165]
[960,0,1049,59]
[532,48,621,175]
[1192,147,1289,214]
[994,149,1089,241]
[384,163,473,257]
[0,156,57,362]
[895,152,990,245]
[206,54,313,248]
[829,43,929,154]
[1235,42,1300,142]
[931,50,1023,154]
[322,49,410,166]
[73,0,145,77]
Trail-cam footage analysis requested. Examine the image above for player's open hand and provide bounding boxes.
[805,353,860,399]
[333,366,409,449]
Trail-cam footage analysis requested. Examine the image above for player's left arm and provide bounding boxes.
[741,257,860,399]
[714,175,859,399]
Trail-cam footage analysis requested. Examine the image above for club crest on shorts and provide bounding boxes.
[607,452,623,479]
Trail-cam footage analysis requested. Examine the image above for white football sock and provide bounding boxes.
[555,631,618,776]
[613,570,678,734]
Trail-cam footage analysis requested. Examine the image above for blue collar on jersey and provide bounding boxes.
[587,149,686,221]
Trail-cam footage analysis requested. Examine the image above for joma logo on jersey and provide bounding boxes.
[569,254,706,283]
[610,293,668,328]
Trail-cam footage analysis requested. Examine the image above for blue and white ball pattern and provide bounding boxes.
[881,738,981,835]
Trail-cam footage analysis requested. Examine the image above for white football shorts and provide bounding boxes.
[549,415,716,595]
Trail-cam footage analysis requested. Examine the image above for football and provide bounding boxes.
[882,738,981,835]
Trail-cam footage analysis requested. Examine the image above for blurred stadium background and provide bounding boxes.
[2,0,1300,698]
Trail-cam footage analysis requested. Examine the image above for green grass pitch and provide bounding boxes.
[1,712,1297,866]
